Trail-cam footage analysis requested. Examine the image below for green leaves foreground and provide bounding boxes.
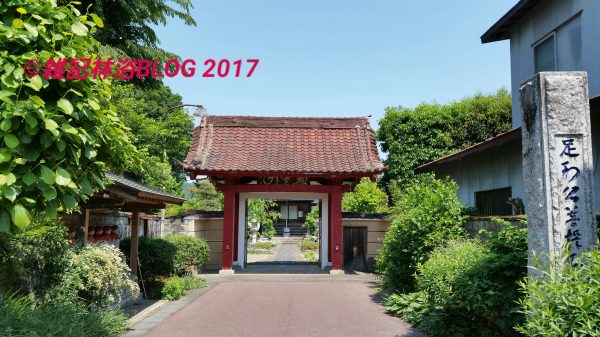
[0,0,139,232]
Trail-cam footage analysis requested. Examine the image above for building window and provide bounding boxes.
[475,187,512,216]
[556,15,582,71]
[534,34,556,73]
[280,205,298,220]
[533,14,582,74]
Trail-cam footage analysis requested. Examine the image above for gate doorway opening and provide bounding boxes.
[343,227,367,272]
[243,196,323,267]
[183,115,385,274]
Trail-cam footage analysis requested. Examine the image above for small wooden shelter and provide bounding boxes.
[81,172,184,272]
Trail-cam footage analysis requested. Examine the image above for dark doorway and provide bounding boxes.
[343,227,367,272]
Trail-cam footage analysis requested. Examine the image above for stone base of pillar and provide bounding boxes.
[219,269,235,275]
[329,269,344,275]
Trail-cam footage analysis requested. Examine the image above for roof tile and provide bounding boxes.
[183,116,385,176]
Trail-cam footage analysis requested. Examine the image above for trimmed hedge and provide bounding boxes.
[120,235,210,278]
[163,234,210,275]
[120,236,177,278]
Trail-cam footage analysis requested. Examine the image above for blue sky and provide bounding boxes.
[154,1,515,127]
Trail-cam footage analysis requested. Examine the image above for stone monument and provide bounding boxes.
[520,72,596,266]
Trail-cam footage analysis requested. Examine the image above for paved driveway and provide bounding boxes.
[140,278,424,337]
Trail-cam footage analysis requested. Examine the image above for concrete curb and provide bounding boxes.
[127,300,168,326]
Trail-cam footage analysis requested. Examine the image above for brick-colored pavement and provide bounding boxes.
[142,280,424,337]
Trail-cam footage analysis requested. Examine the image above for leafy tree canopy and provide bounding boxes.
[377,89,512,189]
[69,0,196,60]
[112,83,193,182]
[343,178,388,212]
[165,180,223,217]
[302,205,319,236]
[0,0,139,232]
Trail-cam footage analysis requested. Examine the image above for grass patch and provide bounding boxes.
[298,240,319,251]
[247,241,276,255]
[253,241,276,249]
[304,251,318,262]
[247,248,272,255]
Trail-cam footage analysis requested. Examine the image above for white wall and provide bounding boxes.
[508,0,600,127]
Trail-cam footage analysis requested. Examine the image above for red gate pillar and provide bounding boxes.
[220,185,235,274]
[330,186,343,273]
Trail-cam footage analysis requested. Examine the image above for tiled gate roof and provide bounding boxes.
[183,116,385,177]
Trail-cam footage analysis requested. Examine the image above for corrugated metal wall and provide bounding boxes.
[431,138,525,211]
[508,0,600,127]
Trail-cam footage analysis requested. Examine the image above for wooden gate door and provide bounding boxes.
[343,227,367,271]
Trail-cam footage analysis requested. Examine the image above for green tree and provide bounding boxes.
[0,0,139,232]
[343,178,388,212]
[70,0,196,60]
[377,174,466,291]
[377,89,512,190]
[112,83,193,184]
[165,180,223,217]
[248,199,280,239]
[302,206,319,236]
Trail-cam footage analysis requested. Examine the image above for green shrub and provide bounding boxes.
[377,174,466,291]
[0,295,127,337]
[54,243,139,308]
[161,276,207,300]
[0,216,68,294]
[385,226,528,337]
[342,177,388,212]
[384,291,428,324]
[517,248,600,337]
[120,236,178,278]
[163,235,210,275]
[298,240,319,251]
[161,277,185,300]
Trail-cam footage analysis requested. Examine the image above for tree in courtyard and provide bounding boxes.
[377,89,512,192]
[0,0,139,232]
[302,206,319,236]
[343,178,388,212]
[247,199,280,239]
